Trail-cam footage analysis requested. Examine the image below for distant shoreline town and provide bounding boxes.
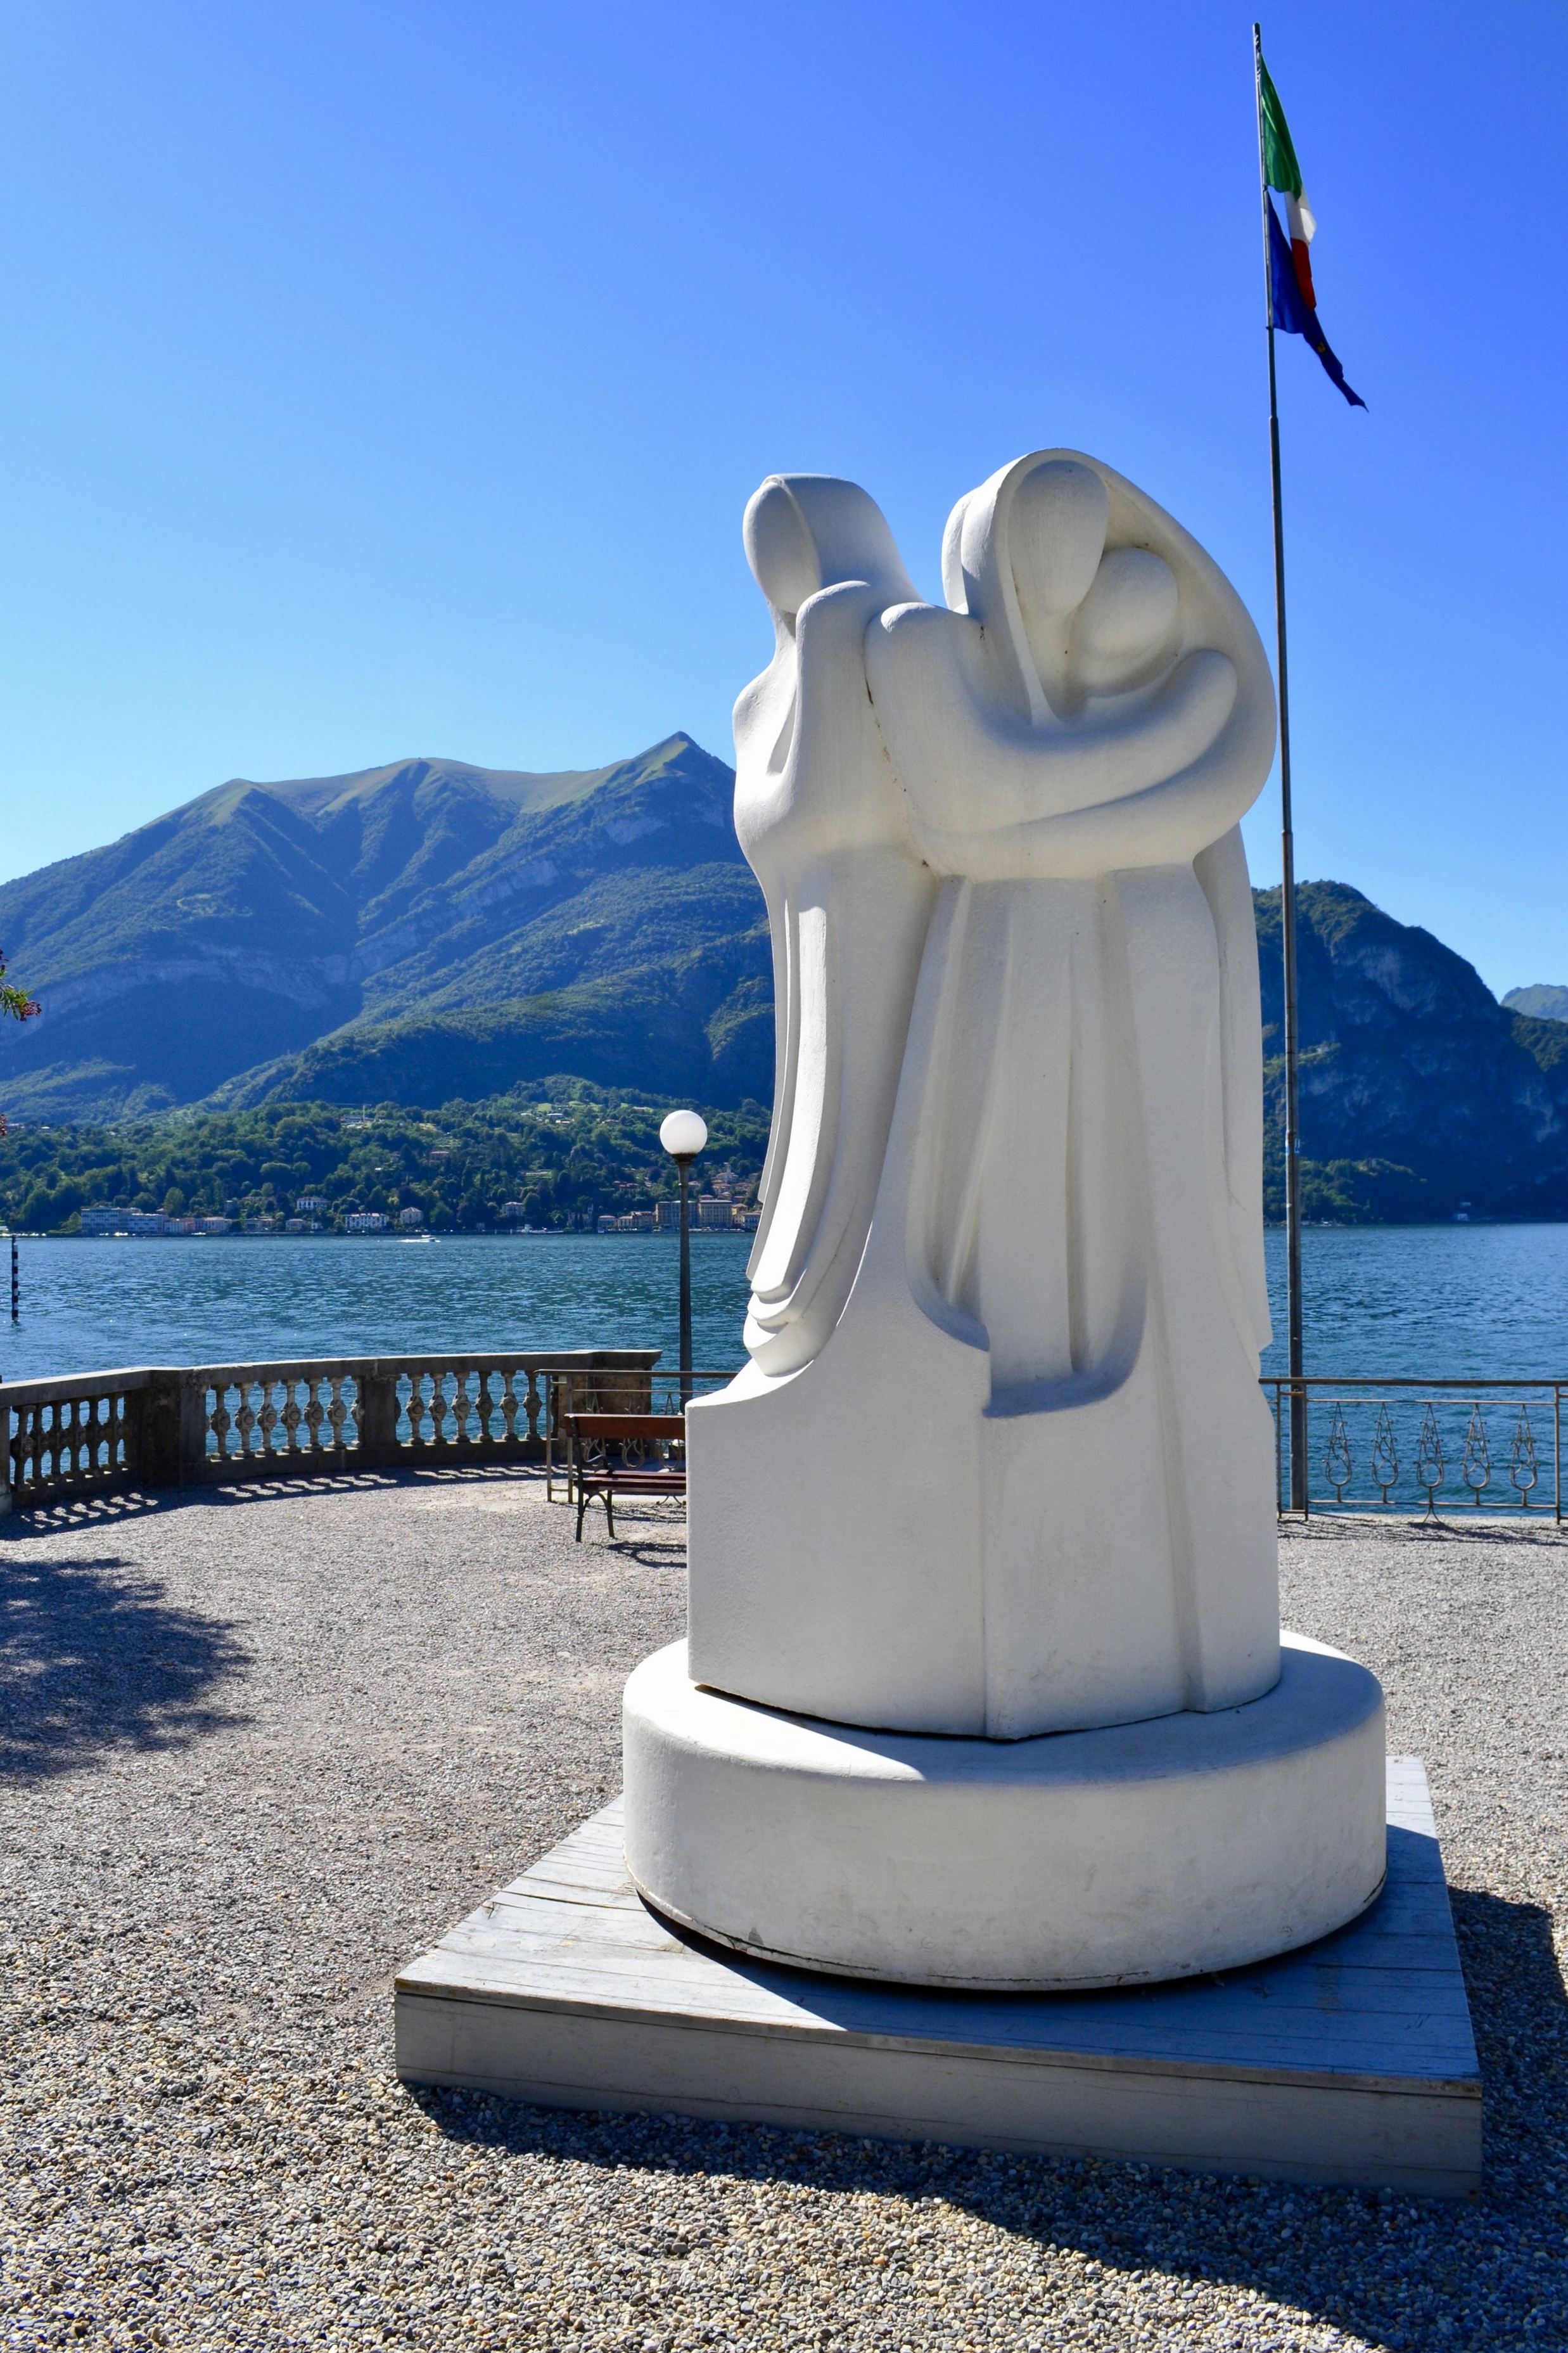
[70,1192,760,1240]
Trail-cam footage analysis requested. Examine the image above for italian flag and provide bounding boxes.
[1258,49,1365,409]
[1259,58,1318,303]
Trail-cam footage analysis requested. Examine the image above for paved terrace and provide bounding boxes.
[2,1475,1565,2352]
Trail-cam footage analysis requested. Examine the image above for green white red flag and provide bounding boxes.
[1257,46,1365,408]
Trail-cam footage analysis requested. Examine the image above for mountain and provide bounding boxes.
[1257,883,1568,1221]
[0,736,772,1119]
[1503,984,1568,1023]
[4,738,1568,1221]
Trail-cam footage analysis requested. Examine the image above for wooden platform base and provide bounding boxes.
[395,1756,1481,2196]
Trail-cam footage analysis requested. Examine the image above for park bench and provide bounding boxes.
[566,1411,686,1541]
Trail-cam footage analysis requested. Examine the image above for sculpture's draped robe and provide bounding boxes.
[687,453,1281,1742]
[730,477,936,1381]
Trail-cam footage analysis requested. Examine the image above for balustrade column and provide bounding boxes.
[179,1371,211,1483]
[137,1370,183,1487]
[127,1373,184,1485]
[359,1365,401,1469]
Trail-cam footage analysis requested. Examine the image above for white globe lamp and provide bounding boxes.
[659,1110,708,1159]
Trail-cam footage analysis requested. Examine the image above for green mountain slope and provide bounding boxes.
[207,930,773,1112]
[1503,983,1568,1023]
[0,735,767,1117]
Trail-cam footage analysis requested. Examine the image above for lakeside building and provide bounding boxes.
[344,1212,392,1233]
[398,1207,424,1228]
[80,1209,202,1237]
[588,1203,760,1232]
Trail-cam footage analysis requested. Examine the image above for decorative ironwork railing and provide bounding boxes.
[1261,1378,1565,1521]
[1,1350,663,1512]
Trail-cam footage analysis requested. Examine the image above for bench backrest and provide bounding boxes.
[568,1413,684,1444]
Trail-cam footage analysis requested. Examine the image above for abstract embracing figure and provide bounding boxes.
[690,449,1279,1740]
[732,475,937,1380]
[621,451,1385,1994]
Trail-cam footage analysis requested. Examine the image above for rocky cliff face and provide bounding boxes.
[1255,883,1568,1221]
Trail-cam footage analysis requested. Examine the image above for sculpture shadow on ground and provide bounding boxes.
[409,1885,1567,2352]
[0,1547,251,1779]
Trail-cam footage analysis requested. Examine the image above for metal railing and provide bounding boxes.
[1261,1378,1565,1521]
[1,1349,663,1513]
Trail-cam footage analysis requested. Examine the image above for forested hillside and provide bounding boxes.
[0,1086,770,1238]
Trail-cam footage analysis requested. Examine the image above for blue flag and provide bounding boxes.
[1267,196,1365,409]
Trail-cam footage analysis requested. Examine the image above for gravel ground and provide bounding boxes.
[2,1475,1565,2352]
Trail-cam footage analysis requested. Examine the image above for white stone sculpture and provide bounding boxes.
[623,451,1386,1989]
[733,478,939,1380]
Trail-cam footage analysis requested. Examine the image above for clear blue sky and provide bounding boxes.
[1,0,1562,994]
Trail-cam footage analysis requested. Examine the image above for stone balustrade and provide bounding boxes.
[0,1350,660,1513]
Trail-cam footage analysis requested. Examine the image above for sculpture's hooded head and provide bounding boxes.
[744,475,917,648]
[941,449,1268,728]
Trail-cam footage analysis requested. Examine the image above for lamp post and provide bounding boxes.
[659,1110,707,1405]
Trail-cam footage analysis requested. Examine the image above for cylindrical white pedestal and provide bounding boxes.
[623,1633,1386,1991]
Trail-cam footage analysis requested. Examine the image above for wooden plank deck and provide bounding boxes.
[395,1755,1481,2195]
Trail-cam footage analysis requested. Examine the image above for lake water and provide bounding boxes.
[1,1223,1566,1385]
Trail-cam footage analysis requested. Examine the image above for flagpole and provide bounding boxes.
[1254,22,1307,1511]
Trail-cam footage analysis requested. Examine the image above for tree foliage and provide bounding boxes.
[0,946,39,1138]
[0,1080,770,1235]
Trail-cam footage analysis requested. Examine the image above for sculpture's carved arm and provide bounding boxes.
[867,603,1272,881]
[739,582,915,862]
[917,738,1269,882]
[867,604,1235,818]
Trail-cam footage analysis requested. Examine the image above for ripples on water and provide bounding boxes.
[1,1224,1565,1384]
[0,1234,754,1384]
[1261,1225,1568,1378]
